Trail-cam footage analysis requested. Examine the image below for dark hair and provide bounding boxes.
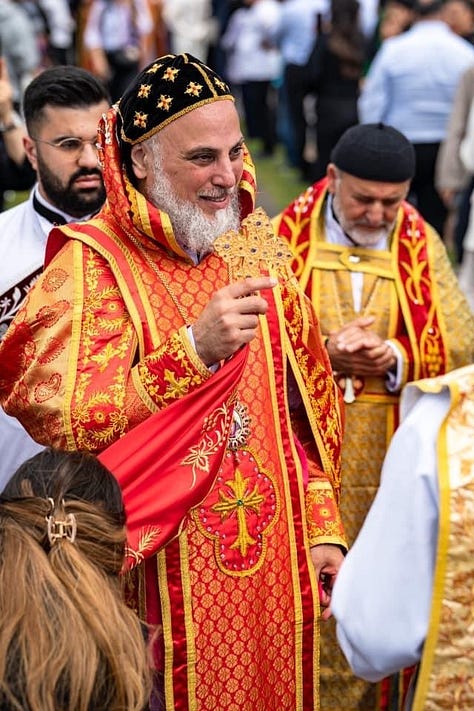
[328,0,366,79]
[3,447,124,520]
[22,66,110,134]
[413,0,444,14]
[0,448,151,710]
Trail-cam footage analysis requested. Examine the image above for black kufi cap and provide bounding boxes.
[330,123,416,182]
[118,53,234,145]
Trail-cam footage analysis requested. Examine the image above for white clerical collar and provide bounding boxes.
[33,187,95,226]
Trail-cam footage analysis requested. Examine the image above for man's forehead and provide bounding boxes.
[36,102,108,134]
[343,172,409,197]
[158,101,242,147]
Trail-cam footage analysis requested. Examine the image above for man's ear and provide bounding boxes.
[326,163,338,194]
[130,143,148,180]
[23,135,38,171]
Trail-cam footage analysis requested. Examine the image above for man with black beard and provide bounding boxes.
[274,122,474,711]
[0,65,109,488]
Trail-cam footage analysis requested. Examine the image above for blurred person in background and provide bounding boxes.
[221,0,282,157]
[305,0,366,181]
[274,0,329,177]
[442,0,474,42]
[161,0,217,64]
[436,64,474,263]
[359,0,474,238]
[0,0,39,106]
[82,0,153,101]
[0,56,35,213]
[365,0,415,65]
[19,0,76,66]
[457,93,474,308]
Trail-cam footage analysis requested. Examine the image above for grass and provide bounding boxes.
[247,140,309,218]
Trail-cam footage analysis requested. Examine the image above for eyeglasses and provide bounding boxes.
[31,136,99,159]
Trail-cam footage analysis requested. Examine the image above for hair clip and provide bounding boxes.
[46,498,77,545]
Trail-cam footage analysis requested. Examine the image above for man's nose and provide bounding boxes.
[366,201,384,224]
[213,157,237,189]
[78,141,100,169]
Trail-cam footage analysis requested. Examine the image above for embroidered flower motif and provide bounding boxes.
[157,94,173,111]
[185,81,203,97]
[42,268,68,292]
[214,77,227,91]
[164,369,191,398]
[137,83,152,99]
[133,111,148,128]
[162,67,179,82]
[146,62,162,74]
[35,373,61,402]
[37,300,69,328]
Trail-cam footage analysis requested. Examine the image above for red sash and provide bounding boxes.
[99,345,248,568]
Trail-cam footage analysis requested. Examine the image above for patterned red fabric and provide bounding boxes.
[99,346,248,567]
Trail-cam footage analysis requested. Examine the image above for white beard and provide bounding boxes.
[333,193,393,247]
[148,150,241,257]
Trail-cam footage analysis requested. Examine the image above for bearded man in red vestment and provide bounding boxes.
[0,54,345,711]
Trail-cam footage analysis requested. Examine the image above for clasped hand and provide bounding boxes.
[326,316,396,376]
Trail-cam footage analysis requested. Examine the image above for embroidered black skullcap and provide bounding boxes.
[118,53,234,145]
[330,123,416,182]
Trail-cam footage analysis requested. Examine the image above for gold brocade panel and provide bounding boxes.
[413,367,474,710]
[133,250,314,709]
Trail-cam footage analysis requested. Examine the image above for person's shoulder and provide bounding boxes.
[368,32,410,65]
[0,196,31,230]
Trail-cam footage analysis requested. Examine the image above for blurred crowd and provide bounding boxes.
[1,0,474,303]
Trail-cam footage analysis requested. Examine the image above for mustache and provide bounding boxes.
[355,219,389,229]
[198,188,234,199]
[69,167,103,185]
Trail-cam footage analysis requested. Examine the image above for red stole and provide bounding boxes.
[278,178,448,384]
[99,346,248,567]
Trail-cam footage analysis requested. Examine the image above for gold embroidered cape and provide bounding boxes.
[274,178,474,711]
[0,106,346,710]
[410,365,474,711]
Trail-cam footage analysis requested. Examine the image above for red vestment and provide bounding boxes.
[0,107,345,710]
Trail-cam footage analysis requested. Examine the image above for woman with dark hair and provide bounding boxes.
[0,447,152,711]
[306,0,366,181]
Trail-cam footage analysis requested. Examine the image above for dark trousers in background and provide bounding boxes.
[453,175,474,263]
[283,63,311,172]
[241,80,277,156]
[105,52,140,103]
[410,142,447,237]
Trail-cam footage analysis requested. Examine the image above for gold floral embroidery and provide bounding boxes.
[125,526,162,568]
[212,468,265,557]
[306,484,345,544]
[138,332,205,407]
[181,403,230,486]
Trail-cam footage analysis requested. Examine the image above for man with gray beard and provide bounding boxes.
[148,135,241,258]
[274,121,474,711]
[0,54,346,711]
